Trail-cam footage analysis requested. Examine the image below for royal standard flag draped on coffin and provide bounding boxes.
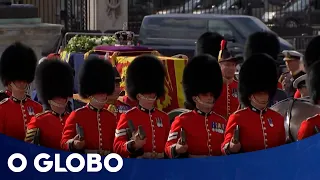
[115,56,187,112]
[59,50,187,112]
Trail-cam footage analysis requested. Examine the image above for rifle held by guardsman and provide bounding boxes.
[33,128,41,145]
[137,125,146,140]
[180,128,186,145]
[127,120,146,140]
[76,123,84,141]
[127,120,135,140]
[232,125,240,144]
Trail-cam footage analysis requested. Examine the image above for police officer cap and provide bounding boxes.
[304,36,320,70]
[35,59,74,106]
[79,56,115,98]
[293,74,306,89]
[244,32,280,60]
[183,54,223,106]
[196,32,224,59]
[239,53,278,107]
[282,50,303,61]
[307,61,320,104]
[125,55,165,100]
[0,42,37,86]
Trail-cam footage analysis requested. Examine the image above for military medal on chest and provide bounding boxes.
[27,107,35,116]
[232,88,238,98]
[267,118,274,127]
[156,117,163,127]
[118,105,129,113]
[212,122,224,134]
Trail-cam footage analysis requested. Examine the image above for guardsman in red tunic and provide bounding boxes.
[61,56,117,155]
[25,59,74,149]
[213,40,240,119]
[113,55,170,159]
[165,54,225,158]
[297,61,320,140]
[243,32,288,106]
[222,53,286,154]
[0,42,43,141]
[105,67,133,122]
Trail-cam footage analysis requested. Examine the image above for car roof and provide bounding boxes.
[144,14,255,20]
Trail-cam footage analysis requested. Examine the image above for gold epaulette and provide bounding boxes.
[107,104,117,114]
[35,110,51,118]
[0,98,8,105]
[73,94,90,104]
[24,128,39,142]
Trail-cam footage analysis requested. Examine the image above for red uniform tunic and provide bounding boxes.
[277,82,283,89]
[105,96,133,123]
[222,107,286,154]
[61,104,117,155]
[25,110,69,150]
[0,97,43,141]
[297,114,320,140]
[213,79,239,119]
[294,90,301,99]
[121,96,137,107]
[47,53,60,59]
[165,109,226,158]
[113,105,170,159]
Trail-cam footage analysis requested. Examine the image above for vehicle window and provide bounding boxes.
[208,19,234,37]
[227,17,272,38]
[140,17,207,39]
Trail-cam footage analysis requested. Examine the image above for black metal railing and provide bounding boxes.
[15,0,91,31]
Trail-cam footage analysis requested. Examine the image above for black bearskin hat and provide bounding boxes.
[196,32,224,59]
[307,61,320,104]
[183,54,223,106]
[35,59,74,105]
[125,55,165,100]
[0,42,37,86]
[239,53,278,107]
[244,32,280,60]
[304,36,320,70]
[79,56,115,98]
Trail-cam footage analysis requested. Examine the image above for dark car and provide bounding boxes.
[262,0,320,27]
[138,14,293,65]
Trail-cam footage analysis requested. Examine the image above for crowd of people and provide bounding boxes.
[0,29,319,158]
